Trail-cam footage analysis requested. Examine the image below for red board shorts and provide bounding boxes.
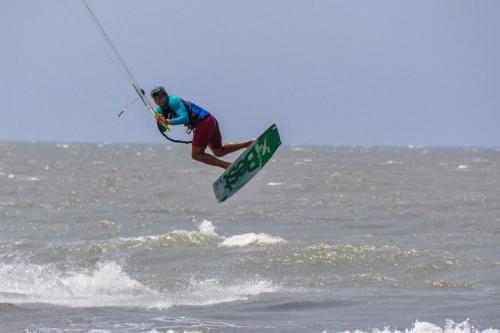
[192,115,222,149]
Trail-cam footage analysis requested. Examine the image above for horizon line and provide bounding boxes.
[1,140,499,150]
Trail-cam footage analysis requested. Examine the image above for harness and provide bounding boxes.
[163,99,204,130]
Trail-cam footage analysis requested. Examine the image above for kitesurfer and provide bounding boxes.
[151,86,254,169]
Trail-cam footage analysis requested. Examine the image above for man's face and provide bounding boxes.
[153,94,168,107]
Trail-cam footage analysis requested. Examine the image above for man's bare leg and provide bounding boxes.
[210,140,255,157]
[192,145,230,170]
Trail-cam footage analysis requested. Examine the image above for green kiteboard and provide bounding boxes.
[213,124,281,203]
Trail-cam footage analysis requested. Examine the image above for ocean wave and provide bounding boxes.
[302,243,420,265]
[430,280,477,290]
[408,256,465,273]
[0,261,159,308]
[0,261,279,309]
[218,233,287,247]
[115,220,286,249]
[173,276,279,306]
[341,320,498,333]
[267,243,445,272]
[116,220,220,247]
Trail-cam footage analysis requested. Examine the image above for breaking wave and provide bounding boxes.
[117,220,219,247]
[116,220,286,249]
[0,261,158,308]
[0,261,278,309]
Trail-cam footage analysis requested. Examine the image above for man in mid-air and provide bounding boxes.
[151,86,254,170]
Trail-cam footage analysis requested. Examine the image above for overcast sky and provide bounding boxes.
[1,0,499,146]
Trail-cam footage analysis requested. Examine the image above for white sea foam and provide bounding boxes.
[147,329,202,333]
[294,158,313,166]
[218,233,286,247]
[0,261,279,309]
[267,182,283,186]
[118,220,220,245]
[177,276,279,306]
[117,220,286,249]
[341,320,498,333]
[457,164,469,170]
[0,261,159,308]
[0,171,40,182]
[380,160,404,166]
[198,219,217,236]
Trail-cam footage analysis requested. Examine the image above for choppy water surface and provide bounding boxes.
[0,143,499,333]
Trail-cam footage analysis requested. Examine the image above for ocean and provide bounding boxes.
[0,142,499,333]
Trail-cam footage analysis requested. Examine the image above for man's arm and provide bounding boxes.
[169,96,189,125]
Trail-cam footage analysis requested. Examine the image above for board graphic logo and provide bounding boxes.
[255,138,271,157]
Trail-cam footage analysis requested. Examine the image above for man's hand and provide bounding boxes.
[154,113,169,128]
[155,114,168,124]
[155,113,164,122]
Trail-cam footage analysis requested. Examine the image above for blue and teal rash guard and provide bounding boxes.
[155,95,210,128]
